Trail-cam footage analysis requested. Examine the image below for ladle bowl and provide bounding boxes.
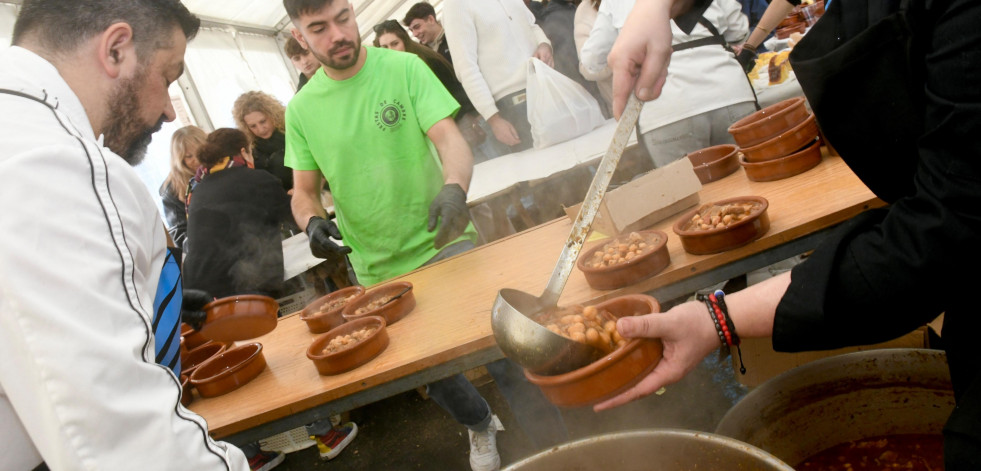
[491,94,644,376]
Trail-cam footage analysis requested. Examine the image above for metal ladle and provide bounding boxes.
[492,94,645,375]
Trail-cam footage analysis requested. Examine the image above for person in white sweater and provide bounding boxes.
[581,0,757,167]
[443,0,555,153]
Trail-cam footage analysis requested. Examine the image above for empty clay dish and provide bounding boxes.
[740,139,822,182]
[342,281,415,325]
[740,114,819,163]
[728,97,809,148]
[181,322,210,351]
[181,341,227,378]
[673,196,770,255]
[307,316,389,375]
[300,286,365,334]
[576,230,671,290]
[197,295,279,342]
[686,144,740,184]
[180,374,194,407]
[189,342,266,398]
[524,294,664,408]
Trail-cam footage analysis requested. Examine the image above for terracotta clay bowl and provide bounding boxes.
[740,114,819,163]
[776,22,807,39]
[300,286,365,334]
[524,294,664,408]
[189,342,266,398]
[728,97,809,149]
[181,341,228,378]
[342,281,415,325]
[181,322,210,351]
[777,12,804,29]
[740,139,822,182]
[307,316,389,376]
[576,230,671,290]
[686,144,740,184]
[673,196,770,255]
[180,374,194,407]
[197,295,279,342]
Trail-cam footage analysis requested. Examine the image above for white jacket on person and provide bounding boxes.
[580,0,753,133]
[0,46,248,471]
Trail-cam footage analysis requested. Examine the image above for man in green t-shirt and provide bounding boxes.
[283,1,568,469]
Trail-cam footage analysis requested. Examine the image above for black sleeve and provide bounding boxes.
[159,184,189,251]
[773,0,981,352]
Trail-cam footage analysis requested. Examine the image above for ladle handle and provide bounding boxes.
[541,94,645,306]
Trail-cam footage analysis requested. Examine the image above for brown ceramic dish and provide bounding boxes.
[300,285,365,334]
[777,12,803,29]
[181,341,228,378]
[740,114,819,163]
[197,295,279,342]
[189,342,266,398]
[181,322,210,351]
[524,294,664,408]
[740,139,822,182]
[727,97,809,149]
[180,374,193,407]
[342,281,415,325]
[307,316,389,376]
[673,196,770,255]
[776,22,807,39]
[686,144,740,184]
[576,230,671,290]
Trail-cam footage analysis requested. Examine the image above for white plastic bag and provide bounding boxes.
[526,57,607,149]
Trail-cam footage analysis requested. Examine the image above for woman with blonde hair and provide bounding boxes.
[160,125,206,252]
[232,91,293,191]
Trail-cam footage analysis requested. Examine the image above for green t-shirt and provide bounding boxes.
[285,47,477,286]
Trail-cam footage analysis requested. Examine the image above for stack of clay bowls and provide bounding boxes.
[728,97,822,182]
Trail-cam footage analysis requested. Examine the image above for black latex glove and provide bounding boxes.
[736,47,758,73]
[427,183,471,250]
[182,289,214,331]
[306,215,353,261]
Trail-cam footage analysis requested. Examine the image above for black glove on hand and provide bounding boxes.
[182,289,214,331]
[427,183,470,250]
[736,47,758,73]
[306,215,353,261]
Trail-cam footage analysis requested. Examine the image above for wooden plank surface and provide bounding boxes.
[189,153,883,438]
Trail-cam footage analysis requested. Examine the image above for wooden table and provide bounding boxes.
[190,153,883,445]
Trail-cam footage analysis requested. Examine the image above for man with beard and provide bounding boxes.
[0,1,251,470]
[283,1,568,470]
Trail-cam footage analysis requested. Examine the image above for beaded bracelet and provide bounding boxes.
[697,290,747,374]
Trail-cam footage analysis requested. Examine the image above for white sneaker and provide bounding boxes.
[468,414,504,471]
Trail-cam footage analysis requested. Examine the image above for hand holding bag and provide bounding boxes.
[526,58,607,149]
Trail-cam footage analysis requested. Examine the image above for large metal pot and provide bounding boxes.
[503,429,793,470]
[715,348,953,466]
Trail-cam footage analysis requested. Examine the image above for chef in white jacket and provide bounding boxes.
[580,0,756,167]
[0,1,248,470]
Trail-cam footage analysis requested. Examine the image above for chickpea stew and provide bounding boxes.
[322,326,379,355]
[583,232,662,269]
[319,293,359,314]
[682,201,763,232]
[355,295,394,315]
[535,304,632,355]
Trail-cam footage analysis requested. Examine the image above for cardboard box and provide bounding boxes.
[732,327,929,387]
[563,158,702,237]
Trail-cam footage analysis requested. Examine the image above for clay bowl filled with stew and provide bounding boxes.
[189,342,266,398]
[181,341,227,378]
[342,281,415,325]
[576,230,670,290]
[740,139,822,182]
[727,97,809,149]
[307,316,389,375]
[197,295,279,342]
[739,114,819,163]
[686,144,740,184]
[524,294,663,408]
[673,196,770,255]
[300,285,365,334]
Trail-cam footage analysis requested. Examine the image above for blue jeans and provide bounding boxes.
[423,241,568,449]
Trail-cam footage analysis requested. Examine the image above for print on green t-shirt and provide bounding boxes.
[285,47,477,286]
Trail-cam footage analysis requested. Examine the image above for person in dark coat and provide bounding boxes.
[159,125,206,253]
[231,91,293,192]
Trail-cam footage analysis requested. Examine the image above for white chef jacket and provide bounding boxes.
[443,0,552,120]
[0,46,248,471]
[580,0,753,133]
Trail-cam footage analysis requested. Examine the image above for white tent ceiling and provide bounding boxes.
[181,0,446,39]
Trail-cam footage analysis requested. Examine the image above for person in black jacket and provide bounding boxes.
[232,91,293,192]
[159,125,206,252]
[182,128,294,299]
